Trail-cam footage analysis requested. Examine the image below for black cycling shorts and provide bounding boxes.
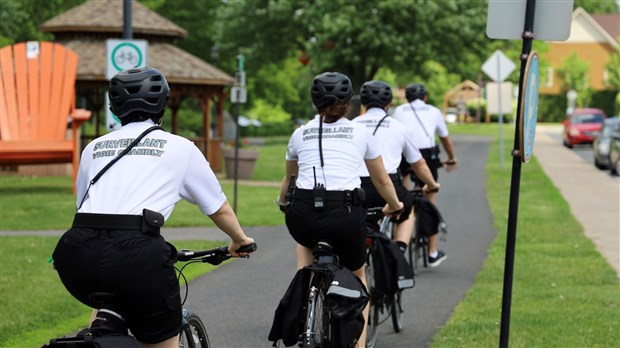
[52,228,182,344]
[361,177,413,225]
[285,198,367,271]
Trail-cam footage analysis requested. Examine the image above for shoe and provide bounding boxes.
[428,250,447,267]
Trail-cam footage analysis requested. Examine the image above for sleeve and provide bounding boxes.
[285,129,300,161]
[402,128,423,164]
[179,145,227,216]
[435,108,450,138]
[362,126,381,160]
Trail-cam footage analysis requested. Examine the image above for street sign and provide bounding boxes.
[106,39,148,80]
[487,0,574,41]
[482,50,516,82]
[486,82,513,115]
[106,39,148,131]
[519,52,539,163]
[231,86,247,103]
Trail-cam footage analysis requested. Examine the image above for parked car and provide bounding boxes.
[609,121,620,176]
[444,107,458,124]
[562,108,607,148]
[593,116,620,169]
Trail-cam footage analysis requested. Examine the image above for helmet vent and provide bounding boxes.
[150,75,162,81]
[149,86,162,93]
[146,97,159,104]
[126,86,141,94]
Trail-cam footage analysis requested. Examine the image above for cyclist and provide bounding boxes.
[52,67,255,348]
[277,72,403,347]
[393,83,457,267]
[355,80,440,254]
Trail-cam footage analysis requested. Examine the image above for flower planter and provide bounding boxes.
[222,147,259,180]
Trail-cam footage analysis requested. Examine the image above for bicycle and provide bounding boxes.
[43,243,256,348]
[298,239,369,348]
[364,209,407,348]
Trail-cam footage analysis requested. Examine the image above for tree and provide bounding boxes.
[557,53,592,107]
[215,0,490,91]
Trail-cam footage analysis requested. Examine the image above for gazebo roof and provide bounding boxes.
[60,39,234,85]
[40,0,187,38]
[41,0,234,85]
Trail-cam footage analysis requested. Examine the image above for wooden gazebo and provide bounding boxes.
[40,0,234,171]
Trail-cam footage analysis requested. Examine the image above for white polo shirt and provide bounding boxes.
[286,115,380,190]
[354,108,422,176]
[393,99,449,149]
[76,120,226,219]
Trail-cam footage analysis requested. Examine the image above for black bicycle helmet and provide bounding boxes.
[405,83,427,102]
[311,72,353,109]
[360,80,392,108]
[108,67,169,119]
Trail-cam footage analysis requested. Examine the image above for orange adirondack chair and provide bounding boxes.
[0,41,91,192]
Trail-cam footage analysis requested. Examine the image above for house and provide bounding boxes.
[540,7,619,95]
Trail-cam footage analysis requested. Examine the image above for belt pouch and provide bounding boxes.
[142,209,164,235]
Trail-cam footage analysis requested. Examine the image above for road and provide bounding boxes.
[182,134,498,348]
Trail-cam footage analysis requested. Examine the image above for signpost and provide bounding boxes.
[231,54,247,212]
[486,0,573,347]
[482,50,516,168]
[105,39,148,131]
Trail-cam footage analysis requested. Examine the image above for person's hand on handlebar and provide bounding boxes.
[382,201,404,220]
[422,182,440,194]
[228,237,255,258]
[444,158,458,173]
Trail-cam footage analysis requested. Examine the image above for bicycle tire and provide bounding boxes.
[180,312,210,348]
[302,276,330,348]
[365,250,379,348]
[389,292,404,333]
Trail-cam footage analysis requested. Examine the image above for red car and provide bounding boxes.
[563,108,607,148]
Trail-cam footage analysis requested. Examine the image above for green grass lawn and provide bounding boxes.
[433,124,619,347]
[1,124,618,347]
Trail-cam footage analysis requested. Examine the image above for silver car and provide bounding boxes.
[593,116,620,169]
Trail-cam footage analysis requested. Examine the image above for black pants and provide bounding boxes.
[53,224,181,344]
[360,175,413,225]
[285,198,367,271]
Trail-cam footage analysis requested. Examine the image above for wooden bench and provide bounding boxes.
[0,41,91,192]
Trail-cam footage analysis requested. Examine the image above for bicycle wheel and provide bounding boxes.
[302,276,330,348]
[411,235,422,274]
[365,250,379,348]
[389,291,404,333]
[179,311,210,348]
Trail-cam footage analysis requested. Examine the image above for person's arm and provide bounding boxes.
[365,156,403,212]
[410,158,440,192]
[208,201,255,256]
[439,136,458,172]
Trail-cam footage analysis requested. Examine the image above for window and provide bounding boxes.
[546,67,554,88]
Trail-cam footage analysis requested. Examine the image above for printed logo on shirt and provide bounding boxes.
[302,126,354,141]
[92,137,168,159]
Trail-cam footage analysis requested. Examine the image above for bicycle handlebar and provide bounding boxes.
[177,243,257,265]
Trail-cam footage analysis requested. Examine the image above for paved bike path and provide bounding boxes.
[180,134,497,348]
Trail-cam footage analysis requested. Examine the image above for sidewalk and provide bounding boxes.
[535,125,620,279]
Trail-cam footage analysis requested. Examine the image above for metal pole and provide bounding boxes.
[123,0,132,39]
[233,95,240,213]
[499,0,536,347]
[497,56,504,168]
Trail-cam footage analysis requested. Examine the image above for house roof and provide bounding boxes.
[40,0,187,39]
[591,13,620,40]
[570,7,618,48]
[58,38,234,85]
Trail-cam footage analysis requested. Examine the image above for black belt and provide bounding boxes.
[293,188,365,205]
[360,173,401,185]
[72,209,164,235]
[72,213,142,230]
